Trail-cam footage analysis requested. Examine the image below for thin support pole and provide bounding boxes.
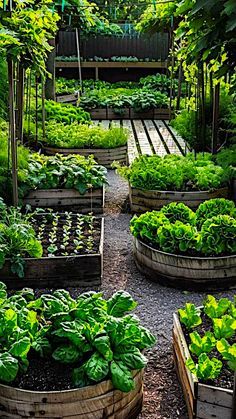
[42,82,46,142]
[8,59,18,206]
[75,28,83,94]
[211,83,220,154]
[15,64,24,143]
[176,61,183,111]
[35,76,38,145]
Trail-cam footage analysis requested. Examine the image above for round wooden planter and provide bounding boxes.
[42,144,127,169]
[133,237,236,291]
[0,370,143,419]
[129,185,229,213]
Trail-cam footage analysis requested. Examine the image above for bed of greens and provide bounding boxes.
[44,123,128,149]
[117,153,231,192]
[130,198,236,257]
[178,295,236,389]
[0,286,156,392]
[0,200,102,278]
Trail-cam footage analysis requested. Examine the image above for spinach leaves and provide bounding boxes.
[0,287,156,392]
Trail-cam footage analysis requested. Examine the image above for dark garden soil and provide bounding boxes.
[31,213,101,257]
[8,171,235,419]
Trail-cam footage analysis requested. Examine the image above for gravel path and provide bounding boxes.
[102,170,235,419]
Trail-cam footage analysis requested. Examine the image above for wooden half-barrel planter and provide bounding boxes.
[173,313,233,419]
[133,237,236,291]
[42,145,128,169]
[0,219,104,289]
[0,369,143,419]
[129,185,229,213]
[23,186,105,214]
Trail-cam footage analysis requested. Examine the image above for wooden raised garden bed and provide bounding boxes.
[0,218,104,289]
[89,107,171,120]
[133,237,236,291]
[0,369,143,419]
[23,186,105,213]
[42,145,128,169]
[173,313,233,419]
[129,185,229,213]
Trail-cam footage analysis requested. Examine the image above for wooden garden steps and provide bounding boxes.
[92,119,188,163]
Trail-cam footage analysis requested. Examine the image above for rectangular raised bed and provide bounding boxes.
[0,218,104,289]
[23,187,105,214]
[56,93,78,104]
[173,313,233,419]
[89,107,172,120]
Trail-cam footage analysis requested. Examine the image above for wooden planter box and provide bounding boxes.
[107,108,130,120]
[129,185,229,213]
[90,108,107,119]
[133,237,236,290]
[173,313,233,418]
[0,369,143,419]
[89,107,171,120]
[0,219,104,289]
[23,186,105,213]
[56,93,78,104]
[42,145,128,169]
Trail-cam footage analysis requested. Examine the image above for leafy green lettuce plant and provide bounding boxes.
[213,315,236,339]
[0,287,156,392]
[216,339,236,371]
[178,303,202,329]
[199,215,236,256]
[157,221,198,254]
[196,199,236,228]
[186,354,222,381]
[203,295,231,319]
[189,332,216,357]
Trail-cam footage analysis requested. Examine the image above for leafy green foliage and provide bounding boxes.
[130,199,236,257]
[0,55,8,119]
[196,199,236,228]
[0,286,156,392]
[186,354,222,381]
[178,303,202,330]
[204,295,231,319]
[213,315,236,340]
[216,339,236,371]
[199,215,236,256]
[0,199,43,278]
[117,154,229,192]
[130,211,169,246]
[26,153,107,195]
[45,122,128,149]
[0,3,59,76]
[161,202,196,225]
[43,100,90,125]
[189,332,216,357]
[158,221,198,254]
